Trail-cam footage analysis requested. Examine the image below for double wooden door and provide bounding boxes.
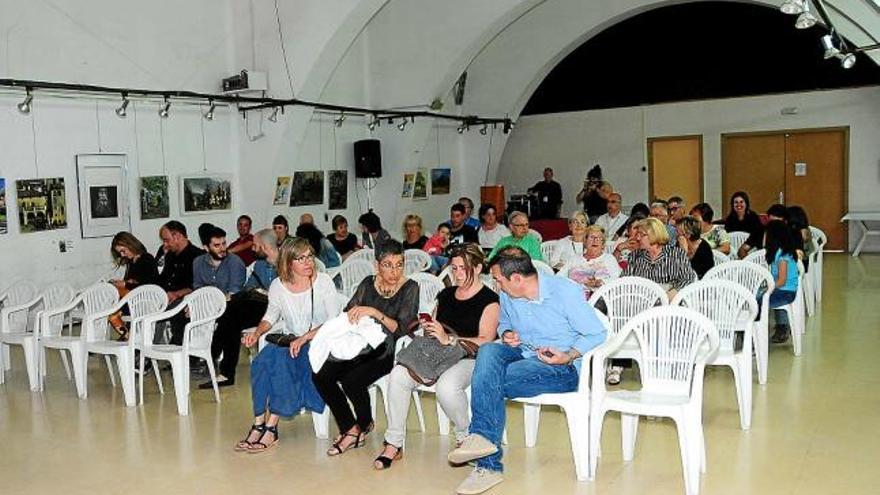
[722,128,848,250]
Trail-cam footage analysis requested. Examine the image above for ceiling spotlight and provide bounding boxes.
[368,115,378,131]
[457,123,466,134]
[479,124,488,135]
[837,52,857,69]
[158,96,170,118]
[203,100,216,120]
[820,34,839,59]
[780,0,805,15]
[397,119,407,131]
[502,121,513,134]
[115,94,130,118]
[795,4,817,29]
[17,88,33,114]
[334,113,346,127]
[268,106,279,123]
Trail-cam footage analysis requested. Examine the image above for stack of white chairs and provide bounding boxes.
[727,231,750,259]
[673,280,759,429]
[335,259,375,298]
[404,249,432,276]
[138,286,223,415]
[590,306,719,495]
[704,261,774,383]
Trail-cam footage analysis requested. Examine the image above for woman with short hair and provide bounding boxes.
[359,211,393,251]
[675,216,715,279]
[327,215,360,261]
[401,214,429,250]
[690,202,731,255]
[622,217,696,300]
[564,225,621,299]
[551,211,589,269]
[477,203,510,250]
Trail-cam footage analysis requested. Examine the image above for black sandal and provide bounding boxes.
[358,421,375,447]
[373,441,403,470]
[234,423,265,452]
[327,429,362,457]
[248,424,279,454]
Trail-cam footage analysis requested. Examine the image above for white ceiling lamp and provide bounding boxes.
[396,118,407,131]
[267,106,279,122]
[203,99,216,120]
[334,113,345,127]
[837,51,857,69]
[820,34,839,59]
[17,88,33,114]
[780,0,806,15]
[158,96,170,118]
[795,2,818,29]
[115,94,130,118]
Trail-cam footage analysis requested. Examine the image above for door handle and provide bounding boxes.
[778,191,784,204]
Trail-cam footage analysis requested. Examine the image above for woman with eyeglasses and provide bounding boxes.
[486,211,543,261]
[234,237,340,454]
[562,225,621,299]
[374,243,499,470]
[550,210,589,269]
[312,239,419,457]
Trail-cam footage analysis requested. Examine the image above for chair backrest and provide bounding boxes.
[809,226,827,252]
[712,250,730,267]
[540,240,558,265]
[404,249,432,276]
[314,257,327,273]
[80,283,121,342]
[621,305,719,396]
[704,260,773,296]
[346,249,375,264]
[528,229,543,243]
[672,279,758,353]
[408,272,445,314]
[1,280,40,331]
[438,266,454,287]
[338,259,375,297]
[588,276,668,335]
[122,285,168,322]
[743,249,769,270]
[532,259,555,276]
[183,287,227,349]
[728,231,750,259]
[37,283,76,337]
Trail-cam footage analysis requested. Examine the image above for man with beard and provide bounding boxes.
[193,223,247,298]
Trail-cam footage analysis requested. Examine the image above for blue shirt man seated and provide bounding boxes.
[193,223,247,296]
[448,246,606,494]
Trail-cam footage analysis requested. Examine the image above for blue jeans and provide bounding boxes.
[469,343,579,472]
[770,289,797,326]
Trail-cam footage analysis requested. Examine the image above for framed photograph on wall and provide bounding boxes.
[431,168,451,195]
[76,153,129,238]
[16,178,68,233]
[140,175,169,220]
[273,176,291,205]
[289,171,325,207]
[180,174,233,215]
[401,173,415,198]
[328,170,347,210]
[413,168,428,200]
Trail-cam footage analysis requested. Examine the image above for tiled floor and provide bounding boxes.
[1,254,878,494]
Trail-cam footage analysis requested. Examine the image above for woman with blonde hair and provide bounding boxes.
[551,210,589,269]
[234,237,341,453]
[108,232,159,338]
[401,214,429,250]
[622,217,696,299]
[563,225,621,299]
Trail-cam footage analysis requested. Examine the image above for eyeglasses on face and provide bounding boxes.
[293,254,315,263]
[586,234,604,241]
[569,219,587,226]
[379,262,404,270]
[510,223,529,228]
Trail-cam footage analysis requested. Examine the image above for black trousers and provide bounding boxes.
[210,298,267,379]
[312,342,393,433]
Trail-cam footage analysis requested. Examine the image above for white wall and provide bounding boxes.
[498,86,880,251]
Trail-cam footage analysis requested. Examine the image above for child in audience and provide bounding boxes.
[423,223,452,273]
[764,220,800,344]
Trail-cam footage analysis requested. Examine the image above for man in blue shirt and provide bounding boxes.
[193,224,246,295]
[448,246,606,494]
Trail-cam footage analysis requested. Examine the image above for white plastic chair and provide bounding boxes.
[0,281,40,384]
[314,257,327,273]
[511,313,613,481]
[404,249,432,275]
[743,249,769,270]
[673,280,759,429]
[408,272,444,314]
[744,250,805,354]
[590,306,719,495]
[704,261,775,384]
[809,226,826,304]
[532,259,555,276]
[438,266,454,287]
[728,231,750,259]
[540,240,559,266]
[80,285,168,407]
[528,229,543,243]
[712,250,730,266]
[39,283,119,398]
[138,287,224,415]
[336,259,375,297]
[346,248,375,264]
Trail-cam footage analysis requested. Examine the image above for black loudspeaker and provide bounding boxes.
[354,139,382,178]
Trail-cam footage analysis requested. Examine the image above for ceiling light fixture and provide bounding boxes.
[268,106,279,122]
[158,96,170,118]
[17,88,33,114]
[457,123,466,134]
[115,94,129,118]
[837,51,857,69]
[203,99,216,120]
[368,115,378,131]
[780,0,806,15]
[795,2,818,29]
[479,124,488,135]
[334,113,346,127]
[397,118,407,131]
[820,34,839,58]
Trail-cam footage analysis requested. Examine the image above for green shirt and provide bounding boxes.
[487,234,544,261]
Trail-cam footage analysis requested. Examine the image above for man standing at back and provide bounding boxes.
[527,167,563,219]
[448,246,606,494]
[157,221,204,345]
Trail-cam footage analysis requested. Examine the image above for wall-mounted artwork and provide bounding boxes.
[180,174,233,214]
[413,168,428,201]
[289,171,324,207]
[0,178,7,234]
[16,178,67,233]
[76,154,130,238]
[140,175,170,220]
[431,168,451,195]
[328,170,347,210]
[273,176,291,205]
[401,173,415,198]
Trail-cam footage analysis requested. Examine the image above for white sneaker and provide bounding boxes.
[456,467,504,495]
[606,366,622,385]
[448,434,498,465]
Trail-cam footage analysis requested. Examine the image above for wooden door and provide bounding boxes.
[784,130,848,250]
[722,134,786,215]
[648,136,703,204]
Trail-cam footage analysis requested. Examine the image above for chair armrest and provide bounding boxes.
[0,294,42,319]
[88,298,129,320]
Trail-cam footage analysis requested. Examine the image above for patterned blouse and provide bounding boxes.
[622,243,696,291]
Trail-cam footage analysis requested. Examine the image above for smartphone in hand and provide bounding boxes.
[419,313,433,323]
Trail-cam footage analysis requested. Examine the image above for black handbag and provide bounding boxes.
[395,322,478,386]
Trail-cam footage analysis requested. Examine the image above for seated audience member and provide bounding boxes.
[622,217,696,300]
[326,215,360,261]
[763,220,800,344]
[296,222,341,269]
[477,203,510,251]
[650,201,678,239]
[423,223,452,273]
[375,244,500,469]
[359,211,393,251]
[675,216,715,279]
[235,237,340,453]
[690,203,731,255]
[401,214,429,250]
[299,213,314,225]
[724,191,763,256]
[612,219,643,268]
[594,193,628,241]
[228,215,256,266]
[564,226,621,299]
[613,203,650,240]
[787,205,814,270]
[486,211,542,261]
[108,231,160,338]
[447,246,606,494]
[272,215,293,247]
[204,229,279,390]
[667,196,686,224]
[738,203,787,259]
[551,211,588,269]
[449,203,479,245]
[312,240,419,457]
[193,224,247,297]
[157,221,204,345]
[527,167,563,219]
[456,197,482,230]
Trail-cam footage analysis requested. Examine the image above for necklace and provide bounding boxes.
[374,278,403,299]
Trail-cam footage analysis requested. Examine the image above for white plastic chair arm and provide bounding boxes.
[181,313,221,349]
[42,294,85,320]
[88,298,131,320]
[140,303,188,328]
[0,295,43,319]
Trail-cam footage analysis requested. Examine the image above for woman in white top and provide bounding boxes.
[477,203,510,250]
[563,225,621,299]
[551,210,588,269]
[235,237,341,454]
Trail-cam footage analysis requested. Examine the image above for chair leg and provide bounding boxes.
[22,337,40,391]
[563,404,591,481]
[80,351,90,399]
[169,355,189,416]
[0,343,7,385]
[153,359,165,395]
[589,408,605,479]
[104,355,117,387]
[621,413,639,462]
[312,406,330,439]
[523,403,542,448]
[59,348,72,380]
[412,391,426,432]
[753,319,769,385]
[203,354,221,403]
[116,352,136,407]
[674,418,697,495]
[138,353,146,405]
[368,385,378,419]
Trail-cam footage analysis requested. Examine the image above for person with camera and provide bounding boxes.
[575,165,612,224]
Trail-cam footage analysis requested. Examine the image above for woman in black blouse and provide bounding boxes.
[401,214,429,250]
[326,215,360,261]
[374,243,499,469]
[312,240,419,457]
[724,191,763,238]
[109,232,159,337]
[675,216,715,279]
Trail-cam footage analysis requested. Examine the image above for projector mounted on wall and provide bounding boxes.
[222,70,268,94]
